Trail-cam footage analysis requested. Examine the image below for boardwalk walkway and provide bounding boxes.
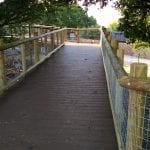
[0,43,118,150]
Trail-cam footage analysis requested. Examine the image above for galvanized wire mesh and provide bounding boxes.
[4,46,22,82]
[101,29,150,150]
[1,29,65,86]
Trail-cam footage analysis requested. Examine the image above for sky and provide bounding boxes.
[78,0,122,27]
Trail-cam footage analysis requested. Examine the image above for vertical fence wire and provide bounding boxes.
[101,29,150,150]
[101,30,129,150]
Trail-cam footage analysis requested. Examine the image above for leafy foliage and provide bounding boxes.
[0,0,111,27]
[116,0,150,43]
[39,5,98,28]
[107,21,119,31]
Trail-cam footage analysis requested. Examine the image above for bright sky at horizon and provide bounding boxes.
[78,0,122,27]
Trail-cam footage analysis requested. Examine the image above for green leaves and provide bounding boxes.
[117,0,150,43]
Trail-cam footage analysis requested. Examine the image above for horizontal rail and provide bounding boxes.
[101,29,127,78]
[101,27,150,150]
[119,76,150,92]
[0,27,67,95]
[0,28,66,51]
[68,28,99,31]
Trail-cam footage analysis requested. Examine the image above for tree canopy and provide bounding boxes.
[39,4,98,28]
[0,0,110,27]
[116,0,150,43]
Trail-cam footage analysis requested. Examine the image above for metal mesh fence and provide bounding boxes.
[4,46,22,82]
[0,28,66,86]
[66,28,100,43]
[101,29,150,150]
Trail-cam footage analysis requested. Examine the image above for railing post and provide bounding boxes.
[107,34,112,43]
[21,43,27,73]
[44,29,48,55]
[51,33,55,50]
[117,49,124,66]
[111,39,118,55]
[126,63,148,150]
[77,28,80,43]
[0,40,6,89]
[56,32,59,46]
[64,29,67,42]
[33,32,39,63]
[60,31,63,44]
[50,27,55,50]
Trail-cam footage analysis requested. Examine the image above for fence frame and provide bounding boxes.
[101,27,150,150]
[0,28,67,95]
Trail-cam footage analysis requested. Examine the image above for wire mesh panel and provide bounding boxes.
[101,30,129,149]
[66,29,77,42]
[143,93,150,149]
[0,28,66,92]
[101,28,150,150]
[80,30,100,43]
[126,92,150,150]
[4,46,22,82]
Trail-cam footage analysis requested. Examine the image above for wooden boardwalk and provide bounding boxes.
[0,43,118,150]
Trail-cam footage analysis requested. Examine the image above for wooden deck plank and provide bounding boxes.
[0,43,118,150]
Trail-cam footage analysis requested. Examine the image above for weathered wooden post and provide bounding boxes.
[56,32,59,46]
[28,24,32,38]
[44,28,48,55]
[21,42,27,73]
[64,29,67,42]
[111,39,118,55]
[50,27,54,50]
[117,49,124,66]
[63,30,65,43]
[0,39,6,89]
[51,33,55,50]
[60,31,63,44]
[77,28,80,43]
[33,32,40,64]
[126,62,148,150]
[107,34,112,43]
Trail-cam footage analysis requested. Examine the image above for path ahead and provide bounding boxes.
[0,43,118,150]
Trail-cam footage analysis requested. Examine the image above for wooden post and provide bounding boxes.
[33,32,39,63]
[111,39,118,55]
[126,63,148,150]
[107,34,112,43]
[64,29,67,42]
[44,29,48,55]
[51,33,55,50]
[0,39,6,89]
[28,24,31,38]
[117,49,124,66]
[61,31,64,44]
[21,43,27,73]
[77,28,80,43]
[56,32,59,46]
[60,31,63,44]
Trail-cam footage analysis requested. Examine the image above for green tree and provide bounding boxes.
[0,0,110,27]
[116,0,150,43]
[39,4,98,28]
[107,21,119,31]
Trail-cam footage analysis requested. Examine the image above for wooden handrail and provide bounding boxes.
[0,28,67,51]
[67,28,99,31]
[119,76,150,92]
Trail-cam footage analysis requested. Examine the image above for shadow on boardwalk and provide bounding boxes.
[0,43,118,150]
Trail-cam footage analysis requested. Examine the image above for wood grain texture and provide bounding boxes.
[0,43,118,150]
